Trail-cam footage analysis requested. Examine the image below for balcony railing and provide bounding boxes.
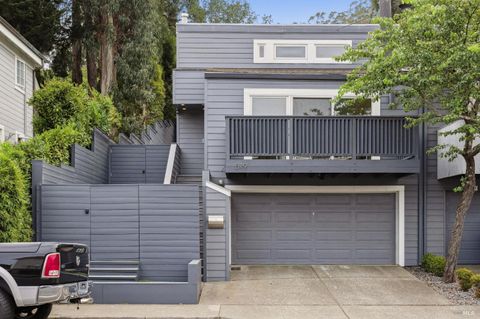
[225,116,420,174]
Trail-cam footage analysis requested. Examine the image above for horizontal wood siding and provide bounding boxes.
[0,42,35,139]
[177,111,204,175]
[176,24,375,69]
[425,124,446,255]
[139,185,200,281]
[34,129,113,185]
[109,145,170,184]
[40,185,91,247]
[90,185,140,261]
[205,187,230,281]
[40,184,200,282]
[146,146,170,183]
[173,70,205,105]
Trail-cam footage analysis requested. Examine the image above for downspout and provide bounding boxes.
[418,108,427,262]
[23,70,29,136]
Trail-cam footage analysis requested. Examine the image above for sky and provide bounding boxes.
[248,0,356,24]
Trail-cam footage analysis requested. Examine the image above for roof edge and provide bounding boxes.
[177,23,379,33]
[205,72,347,81]
[0,16,44,66]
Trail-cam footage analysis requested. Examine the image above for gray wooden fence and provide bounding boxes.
[39,184,200,282]
[108,145,170,184]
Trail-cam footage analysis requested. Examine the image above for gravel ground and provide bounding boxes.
[406,267,480,305]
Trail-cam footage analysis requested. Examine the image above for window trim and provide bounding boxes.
[254,39,352,64]
[14,57,26,93]
[244,88,381,116]
[0,125,5,143]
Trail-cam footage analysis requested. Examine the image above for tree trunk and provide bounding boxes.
[83,0,98,91]
[444,155,477,282]
[71,0,83,84]
[99,9,114,95]
[86,48,98,90]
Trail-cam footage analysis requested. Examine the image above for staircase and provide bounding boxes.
[175,175,202,185]
[89,260,140,281]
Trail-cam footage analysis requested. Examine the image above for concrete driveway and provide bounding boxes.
[199,265,479,319]
[50,265,480,319]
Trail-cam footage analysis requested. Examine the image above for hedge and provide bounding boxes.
[0,152,32,242]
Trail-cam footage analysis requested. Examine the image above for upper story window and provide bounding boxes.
[275,45,307,59]
[244,89,380,116]
[15,57,26,91]
[254,40,352,64]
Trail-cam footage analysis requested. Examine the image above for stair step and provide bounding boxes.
[90,274,137,280]
[90,267,139,272]
[91,260,139,265]
[176,175,202,185]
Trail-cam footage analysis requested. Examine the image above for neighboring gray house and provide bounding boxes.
[173,19,480,282]
[0,16,43,143]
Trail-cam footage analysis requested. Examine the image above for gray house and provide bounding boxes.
[0,16,43,143]
[31,17,480,304]
[173,19,480,282]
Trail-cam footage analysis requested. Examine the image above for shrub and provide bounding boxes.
[30,78,121,139]
[456,268,474,291]
[471,274,480,298]
[0,152,32,242]
[38,124,90,166]
[30,78,89,134]
[82,90,121,139]
[421,253,446,277]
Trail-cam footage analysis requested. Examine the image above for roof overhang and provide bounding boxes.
[204,68,350,81]
[0,17,43,67]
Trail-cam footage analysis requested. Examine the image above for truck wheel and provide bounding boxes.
[0,288,15,319]
[15,304,52,319]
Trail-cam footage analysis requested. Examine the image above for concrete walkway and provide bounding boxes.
[51,266,480,319]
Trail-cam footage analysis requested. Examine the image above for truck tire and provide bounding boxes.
[0,288,15,319]
[15,303,52,319]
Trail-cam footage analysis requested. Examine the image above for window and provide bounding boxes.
[316,44,348,59]
[244,89,380,116]
[252,97,287,115]
[293,98,332,116]
[254,40,352,64]
[15,58,26,90]
[275,45,306,59]
[258,44,265,58]
[335,98,372,115]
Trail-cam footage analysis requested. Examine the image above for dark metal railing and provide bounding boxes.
[226,116,419,160]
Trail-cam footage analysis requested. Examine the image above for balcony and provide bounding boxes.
[225,116,420,174]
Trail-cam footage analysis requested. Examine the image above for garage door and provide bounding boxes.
[446,192,480,264]
[232,193,396,265]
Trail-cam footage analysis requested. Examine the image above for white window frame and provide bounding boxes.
[0,125,5,143]
[254,39,352,64]
[244,88,381,116]
[15,57,26,93]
